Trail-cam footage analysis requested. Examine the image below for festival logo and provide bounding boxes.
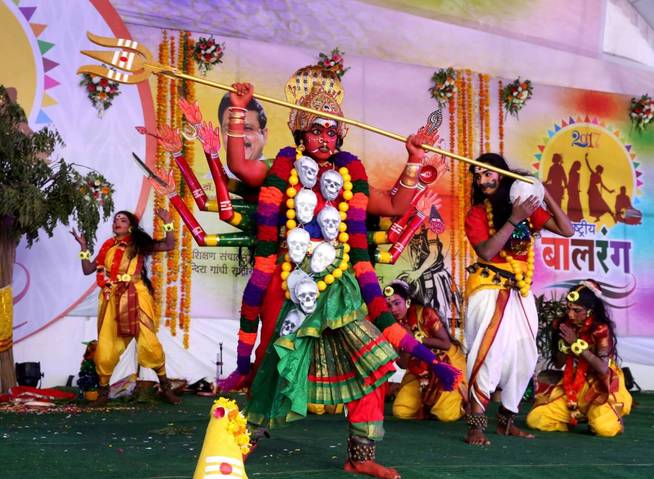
[533,117,641,306]
[0,1,59,126]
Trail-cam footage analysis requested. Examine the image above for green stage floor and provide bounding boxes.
[1,392,652,478]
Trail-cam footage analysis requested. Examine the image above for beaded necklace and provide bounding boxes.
[484,199,534,297]
[280,157,353,298]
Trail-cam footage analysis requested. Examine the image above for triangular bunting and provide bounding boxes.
[547,130,555,138]
[637,189,642,196]
[30,23,46,37]
[561,119,568,127]
[42,58,59,72]
[576,116,583,123]
[634,162,640,168]
[19,7,36,21]
[636,171,642,178]
[36,110,52,124]
[534,153,542,160]
[568,116,575,124]
[532,162,540,170]
[634,197,640,205]
[591,117,599,124]
[584,115,590,123]
[600,121,606,127]
[44,75,60,90]
[38,40,54,55]
[630,153,636,160]
[41,93,57,108]
[554,124,561,131]
[613,130,620,137]
[537,145,544,152]
[637,179,644,187]
[626,144,632,152]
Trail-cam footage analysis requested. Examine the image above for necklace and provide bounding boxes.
[484,199,534,297]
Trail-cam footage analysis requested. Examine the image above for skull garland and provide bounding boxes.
[287,227,311,264]
[320,169,344,202]
[311,241,337,274]
[317,205,341,241]
[295,277,319,314]
[279,308,306,337]
[294,156,320,188]
[287,269,312,303]
[295,189,318,224]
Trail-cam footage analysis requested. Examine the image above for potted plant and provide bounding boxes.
[76,341,99,401]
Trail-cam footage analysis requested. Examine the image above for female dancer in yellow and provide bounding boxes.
[526,280,632,436]
[71,209,180,405]
[385,279,467,422]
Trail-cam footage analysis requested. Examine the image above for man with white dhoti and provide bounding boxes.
[463,153,573,446]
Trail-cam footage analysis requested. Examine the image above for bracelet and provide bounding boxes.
[558,339,571,354]
[571,338,589,356]
[414,331,425,344]
[163,222,174,232]
[398,163,422,189]
[79,250,91,260]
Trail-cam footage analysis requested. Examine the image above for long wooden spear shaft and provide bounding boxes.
[78,32,532,183]
[163,71,532,184]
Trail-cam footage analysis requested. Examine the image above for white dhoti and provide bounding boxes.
[465,288,538,413]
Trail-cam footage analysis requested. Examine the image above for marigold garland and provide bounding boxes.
[484,199,534,297]
[212,397,252,455]
[498,80,504,156]
[448,95,457,336]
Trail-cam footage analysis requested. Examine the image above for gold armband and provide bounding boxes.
[399,163,422,189]
[79,250,91,260]
[163,222,174,232]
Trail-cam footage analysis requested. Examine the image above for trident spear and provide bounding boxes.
[78,32,533,183]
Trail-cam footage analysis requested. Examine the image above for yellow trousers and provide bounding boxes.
[527,367,632,437]
[307,403,344,415]
[392,344,466,422]
[95,282,166,385]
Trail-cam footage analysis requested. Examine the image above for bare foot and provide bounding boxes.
[464,428,491,446]
[496,422,535,439]
[344,460,401,479]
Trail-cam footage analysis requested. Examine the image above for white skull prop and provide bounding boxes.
[320,170,344,201]
[317,205,341,241]
[287,228,311,264]
[509,177,545,205]
[287,269,312,303]
[295,278,319,314]
[279,308,306,336]
[310,241,337,274]
[295,189,318,224]
[295,156,319,188]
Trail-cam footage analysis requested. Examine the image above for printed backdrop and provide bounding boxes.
[6,1,652,372]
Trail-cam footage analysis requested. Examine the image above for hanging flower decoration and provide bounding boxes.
[79,71,121,117]
[629,94,654,131]
[192,36,225,75]
[429,67,457,106]
[501,78,533,118]
[317,47,350,79]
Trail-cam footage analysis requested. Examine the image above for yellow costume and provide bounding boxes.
[94,240,166,386]
[527,322,632,437]
[392,305,467,421]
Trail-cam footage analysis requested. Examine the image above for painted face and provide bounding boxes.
[221,110,268,161]
[113,213,131,236]
[303,121,338,162]
[386,294,409,321]
[474,169,501,196]
[566,302,588,325]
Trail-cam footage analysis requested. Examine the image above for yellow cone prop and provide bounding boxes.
[193,398,251,479]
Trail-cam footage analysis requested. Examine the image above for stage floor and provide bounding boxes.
[1,392,652,478]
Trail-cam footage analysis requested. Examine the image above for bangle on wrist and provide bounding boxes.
[558,339,571,354]
[163,222,174,232]
[571,338,589,356]
[399,163,421,189]
[79,250,91,260]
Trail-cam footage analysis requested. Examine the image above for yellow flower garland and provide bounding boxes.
[213,397,252,455]
[281,166,352,298]
[484,199,535,297]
